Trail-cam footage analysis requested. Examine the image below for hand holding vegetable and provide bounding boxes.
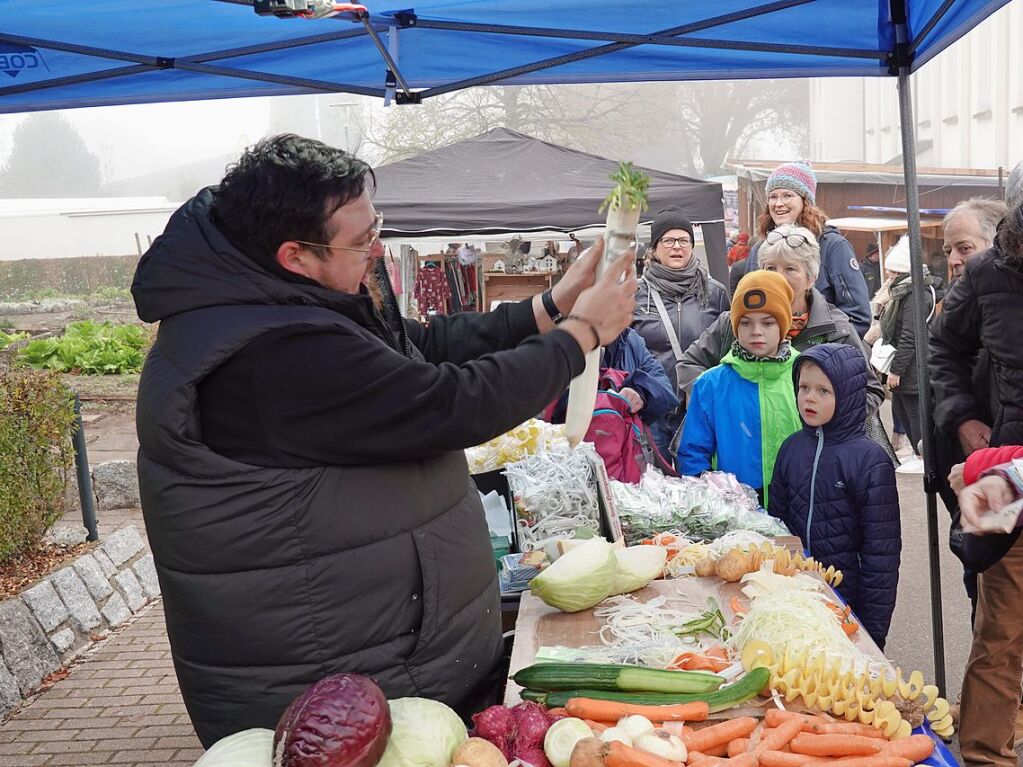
[563,246,637,349]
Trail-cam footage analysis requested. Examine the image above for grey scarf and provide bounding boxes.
[643,257,708,306]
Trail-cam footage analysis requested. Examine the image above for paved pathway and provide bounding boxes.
[0,601,201,766]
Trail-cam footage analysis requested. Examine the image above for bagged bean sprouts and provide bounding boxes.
[505,442,602,551]
[612,468,789,544]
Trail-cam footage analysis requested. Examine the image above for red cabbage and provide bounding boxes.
[274,673,391,767]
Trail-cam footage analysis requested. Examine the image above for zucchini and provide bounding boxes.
[513,663,723,694]
[521,666,770,714]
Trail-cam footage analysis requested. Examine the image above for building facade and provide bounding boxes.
[809,3,1023,169]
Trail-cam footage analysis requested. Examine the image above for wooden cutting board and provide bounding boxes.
[504,576,888,708]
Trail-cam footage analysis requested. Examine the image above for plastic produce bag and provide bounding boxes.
[612,468,789,544]
[505,443,602,551]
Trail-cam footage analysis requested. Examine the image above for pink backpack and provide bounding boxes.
[544,369,676,483]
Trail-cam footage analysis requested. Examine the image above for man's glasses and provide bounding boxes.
[295,212,384,255]
[766,230,811,248]
[658,237,693,248]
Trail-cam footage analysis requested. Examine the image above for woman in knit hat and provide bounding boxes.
[878,235,945,473]
[632,207,730,457]
[676,270,801,505]
[739,161,872,337]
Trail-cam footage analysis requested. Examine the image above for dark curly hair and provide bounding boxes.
[211,134,374,269]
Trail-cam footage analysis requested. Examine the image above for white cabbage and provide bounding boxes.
[529,538,617,613]
[609,546,667,595]
[377,698,467,767]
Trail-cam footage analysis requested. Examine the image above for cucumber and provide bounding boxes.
[513,663,723,694]
[521,667,770,714]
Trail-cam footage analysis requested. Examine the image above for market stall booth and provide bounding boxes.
[6,1,1015,762]
[371,128,727,317]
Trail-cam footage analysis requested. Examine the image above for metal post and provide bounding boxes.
[72,393,99,542]
[896,65,946,694]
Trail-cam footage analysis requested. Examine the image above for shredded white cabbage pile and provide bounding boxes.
[730,590,881,676]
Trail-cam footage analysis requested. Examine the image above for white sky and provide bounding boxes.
[0,97,272,181]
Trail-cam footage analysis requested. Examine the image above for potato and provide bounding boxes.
[694,557,717,578]
[452,737,509,767]
[715,549,752,582]
[569,737,607,767]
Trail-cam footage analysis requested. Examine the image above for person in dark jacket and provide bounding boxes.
[934,198,1023,767]
[768,344,901,648]
[877,235,944,473]
[861,243,882,299]
[738,161,872,336]
[632,208,729,455]
[600,328,680,425]
[130,135,639,747]
[546,327,679,446]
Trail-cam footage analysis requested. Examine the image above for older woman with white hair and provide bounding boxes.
[679,224,885,416]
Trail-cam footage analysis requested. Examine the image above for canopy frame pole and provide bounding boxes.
[893,0,947,695]
[356,13,417,103]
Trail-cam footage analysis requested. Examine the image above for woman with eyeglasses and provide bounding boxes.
[678,224,885,422]
[631,207,730,457]
[738,161,872,337]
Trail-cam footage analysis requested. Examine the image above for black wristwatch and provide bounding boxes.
[541,289,565,323]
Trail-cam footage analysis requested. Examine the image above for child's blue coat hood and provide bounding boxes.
[792,344,867,442]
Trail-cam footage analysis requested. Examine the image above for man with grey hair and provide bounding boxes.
[931,191,1023,766]
[943,197,1008,281]
[1007,160,1023,209]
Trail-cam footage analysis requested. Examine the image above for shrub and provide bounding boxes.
[0,371,76,564]
[18,320,150,375]
[0,329,26,350]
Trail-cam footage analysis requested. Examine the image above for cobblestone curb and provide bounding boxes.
[0,525,159,717]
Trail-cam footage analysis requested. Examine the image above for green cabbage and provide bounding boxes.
[609,546,667,596]
[529,538,617,612]
[377,698,467,767]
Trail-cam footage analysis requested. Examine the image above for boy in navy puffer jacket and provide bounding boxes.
[768,343,901,648]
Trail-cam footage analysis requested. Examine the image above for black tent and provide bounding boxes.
[374,128,728,282]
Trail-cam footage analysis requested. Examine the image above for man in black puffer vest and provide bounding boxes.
[131,135,638,747]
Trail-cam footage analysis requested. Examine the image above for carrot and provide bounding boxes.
[681,717,758,753]
[765,710,828,728]
[809,722,886,739]
[730,595,749,615]
[548,707,570,718]
[566,698,710,723]
[754,718,805,754]
[824,757,911,767]
[789,733,884,757]
[686,752,710,765]
[727,739,750,757]
[584,719,611,733]
[756,751,830,767]
[703,743,729,757]
[878,734,935,761]
[723,755,758,767]
[605,741,680,767]
[705,645,729,660]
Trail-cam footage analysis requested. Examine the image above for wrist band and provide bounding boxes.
[565,314,601,349]
[541,289,565,323]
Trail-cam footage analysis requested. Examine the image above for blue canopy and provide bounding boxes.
[0,0,1009,113]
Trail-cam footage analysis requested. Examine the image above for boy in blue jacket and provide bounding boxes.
[677,271,802,505]
[768,343,901,648]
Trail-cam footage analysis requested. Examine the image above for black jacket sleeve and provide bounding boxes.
[929,270,984,432]
[205,325,585,466]
[406,297,538,365]
[889,296,918,378]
